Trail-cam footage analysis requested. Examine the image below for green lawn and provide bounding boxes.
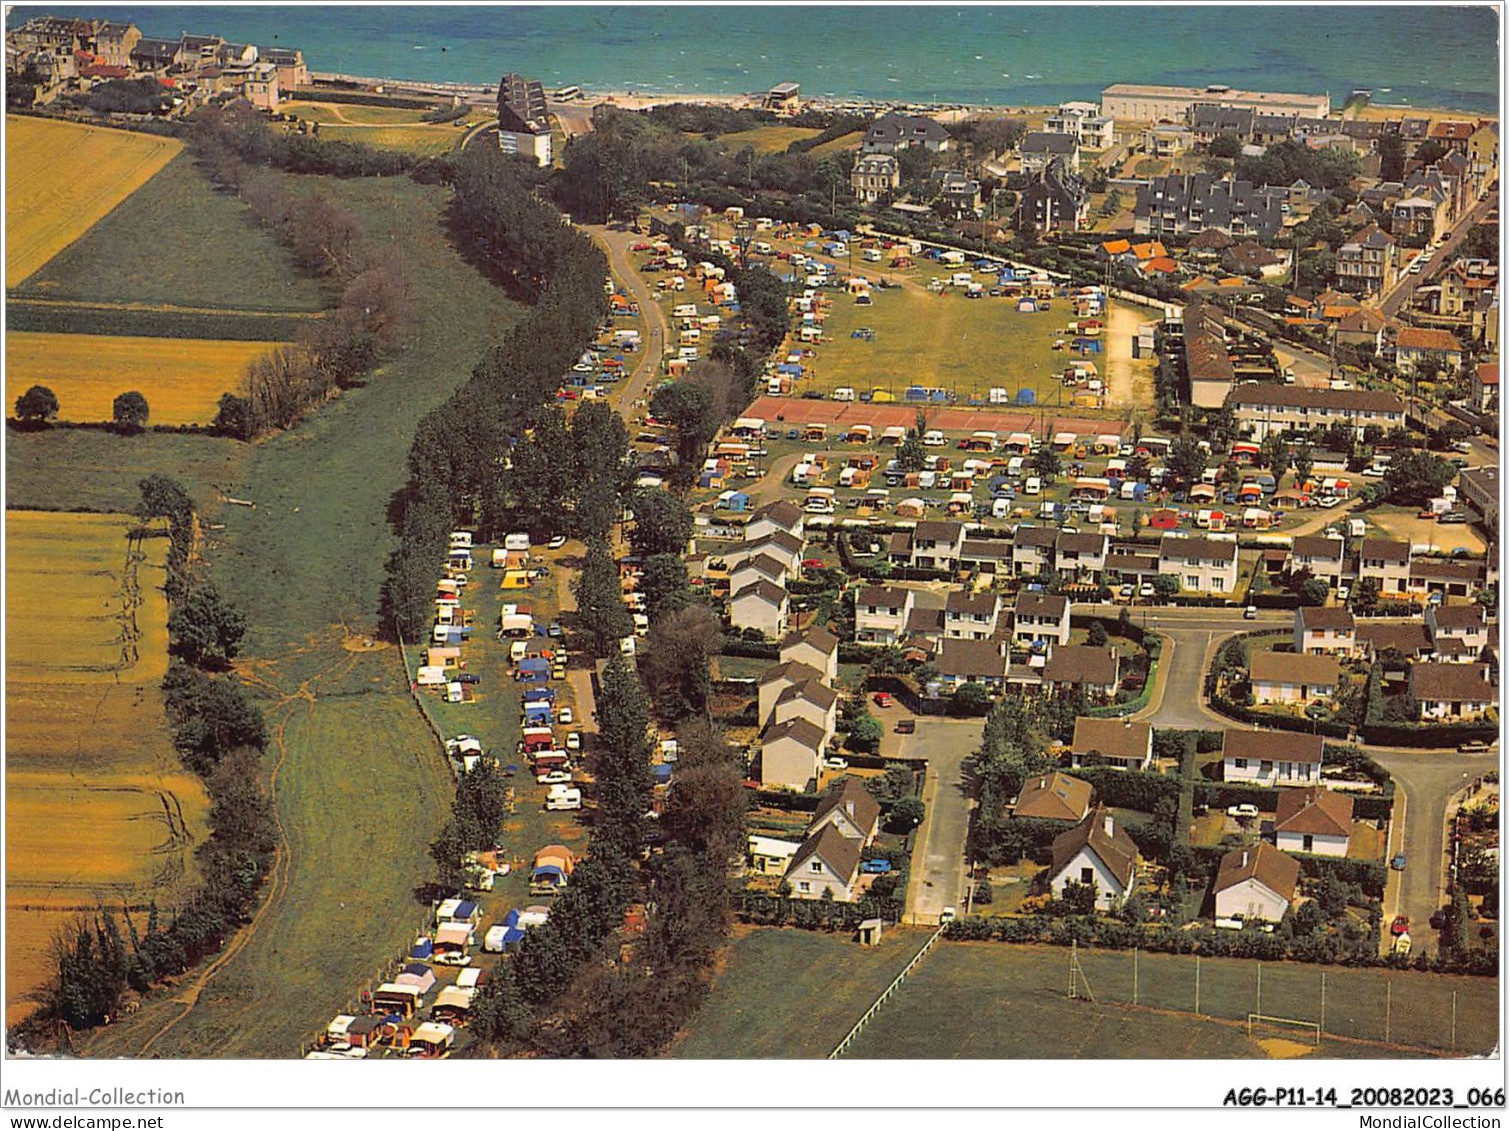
[283,101,438,126]
[796,281,1108,407]
[13,152,329,312]
[713,125,822,154]
[674,925,933,1057]
[6,427,245,515]
[846,942,1494,1058]
[78,171,524,1058]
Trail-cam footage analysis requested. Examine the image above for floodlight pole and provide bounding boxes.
[1195,953,1201,1016]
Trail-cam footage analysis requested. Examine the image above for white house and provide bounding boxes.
[1356,538,1412,596]
[907,520,966,570]
[1250,651,1339,705]
[747,835,802,876]
[1013,591,1070,648]
[1158,535,1239,594]
[855,584,915,645]
[1070,717,1153,771]
[784,824,862,901]
[1213,842,1300,923]
[1293,606,1357,657]
[1049,807,1137,912]
[1221,729,1323,786]
[758,660,826,728]
[1426,603,1489,659]
[1055,531,1109,582]
[745,500,805,543]
[944,590,1003,640]
[808,778,881,844]
[759,716,826,790]
[1289,536,1349,590]
[1273,786,1353,857]
[729,552,788,597]
[1013,525,1059,576]
[1409,662,1496,720]
[730,530,805,577]
[780,625,841,682]
[730,579,788,638]
[936,638,1009,691]
[773,679,840,744]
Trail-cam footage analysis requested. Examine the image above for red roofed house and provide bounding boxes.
[1472,360,1498,412]
[1273,786,1353,857]
[1393,326,1465,376]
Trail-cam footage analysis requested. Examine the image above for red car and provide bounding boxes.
[629,241,652,252]
[873,692,893,708]
[1391,915,1410,937]
[802,558,825,570]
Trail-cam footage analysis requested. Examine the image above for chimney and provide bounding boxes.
[845,800,854,817]
[1241,850,1249,868]
[1103,813,1114,837]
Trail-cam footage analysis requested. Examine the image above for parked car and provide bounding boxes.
[538,770,572,785]
[456,672,481,685]
[1438,511,1469,524]
[1391,915,1410,937]
[873,691,894,708]
[547,620,564,638]
[1226,804,1259,819]
[1391,852,1407,871]
[823,756,849,771]
[548,535,568,550]
[566,732,582,751]
[939,906,957,923]
[895,718,916,734]
[1243,605,1258,619]
[1458,740,1491,754]
[859,858,893,875]
[558,707,574,725]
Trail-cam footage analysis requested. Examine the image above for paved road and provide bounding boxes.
[584,224,670,414]
[1381,190,1498,318]
[1370,749,1492,954]
[894,714,984,924]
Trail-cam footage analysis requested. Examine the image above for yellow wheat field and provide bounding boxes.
[6,332,287,425]
[6,116,183,287]
[4,512,206,1025]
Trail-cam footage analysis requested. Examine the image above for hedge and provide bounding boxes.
[291,87,439,110]
[6,302,322,342]
[1195,781,1394,824]
[1294,853,1388,898]
[1068,766,1178,812]
[719,637,779,660]
[1359,721,1499,748]
[737,892,902,929]
[750,788,823,812]
[1208,693,1352,738]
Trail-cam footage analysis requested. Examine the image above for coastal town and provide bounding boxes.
[2,8,1501,1071]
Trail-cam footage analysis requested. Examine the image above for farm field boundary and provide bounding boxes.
[7,298,321,342]
[6,332,288,426]
[6,116,182,286]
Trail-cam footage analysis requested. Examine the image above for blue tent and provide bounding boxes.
[522,703,552,725]
[831,229,852,241]
[531,865,566,885]
[502,908,521,928]
[401,961,430,979]
[501,926,527,948]
[453,900,478,920]
[517,657,549,682]
[930,389,950,402]
[1016,389,1036,405]
[523,686,557,703]
[904,385,928,402]
[988,475,1013,495]
[651,764,673,785]
[777,363,802,377]
[408,937,434,960]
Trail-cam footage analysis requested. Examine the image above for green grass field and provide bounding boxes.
[13,153,329,312]
[75,171,523,1058]
[5,428,246,515]
[674,926,934,1057]
[676,933,1494,1059]
[714,125,822,153]
[313,123,471,156]
[282,101,439,125]
[846,942,1494,1058]
[798,283,1100,406]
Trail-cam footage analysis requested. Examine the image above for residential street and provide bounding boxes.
[893,714,984,925]
[1380,189,1498,317]
[585,224,670,413]
[1370,748,1493,954]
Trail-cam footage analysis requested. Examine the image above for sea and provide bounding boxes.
[16,4,1502,114]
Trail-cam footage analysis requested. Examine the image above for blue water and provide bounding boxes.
[15,4,1501,113]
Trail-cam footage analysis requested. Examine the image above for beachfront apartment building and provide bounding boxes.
[497,72,552,166]
[1046,101,1115,148]
[1100,82,1330,123]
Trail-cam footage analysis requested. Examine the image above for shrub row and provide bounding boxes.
[5,301,320,342]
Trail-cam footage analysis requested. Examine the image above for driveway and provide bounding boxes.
[1370,748,1492,954]
[891,714,984,925]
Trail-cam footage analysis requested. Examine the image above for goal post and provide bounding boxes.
[1247,1012,1321,1046]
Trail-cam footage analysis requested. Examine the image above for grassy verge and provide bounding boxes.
[78,170,523,1058]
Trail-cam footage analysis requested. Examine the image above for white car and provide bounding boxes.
[1226,804,1260,819]
[823,756,849,771]
[558,707,574,725]
[538,770,573,785]
[565,731,582,752]
[1337,585,1351,602]
[619,637,637,657]
[548,535,568,550]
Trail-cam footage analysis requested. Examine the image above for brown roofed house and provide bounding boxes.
[784,824,863,901]
[1273,786,1353,856]
[1049,806,1138,912]
[1214,841,1300,922]
[809,777,882,844]
[1070,716,1153,771]
[1250,650,1339,705]
[1222,729,1323,786]
[1014,770,1094,823]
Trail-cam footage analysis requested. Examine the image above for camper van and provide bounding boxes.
[832,386,857,402]
[1024,476,1043,496]
[504,532,530,552]
[791,462,814,487]
[804,487,836,514]
[922,430,946,447]
[545,786,583,811]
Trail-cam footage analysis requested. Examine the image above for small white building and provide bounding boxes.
[747,835,802,876]
[730,579,789,638]
[1213,842,1300,923]
[784,825,862,901]
[1048,806,1137,912]
[1273,786,1353,857]
[1221,729,1323,787]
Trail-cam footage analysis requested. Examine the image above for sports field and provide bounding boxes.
[676,931,1496,1059]
[6,116,182,287]
[6,332,285,426]
[282,101,478,155]
[5,511,208,1027]
[15,153,329,313]
[715,125,823,153]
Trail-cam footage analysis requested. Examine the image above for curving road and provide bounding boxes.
[584,224,670,414]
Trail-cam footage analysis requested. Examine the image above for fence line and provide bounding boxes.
[829,924,947,1059]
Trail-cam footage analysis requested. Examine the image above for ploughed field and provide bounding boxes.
[5,511,208,1027]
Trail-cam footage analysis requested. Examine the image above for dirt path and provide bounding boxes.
[1104,300,1155,408]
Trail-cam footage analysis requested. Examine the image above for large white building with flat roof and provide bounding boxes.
[1101,82,1330,123]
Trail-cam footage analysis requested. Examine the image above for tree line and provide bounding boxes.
[30,476,274,1039]
[186,104,416,439]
